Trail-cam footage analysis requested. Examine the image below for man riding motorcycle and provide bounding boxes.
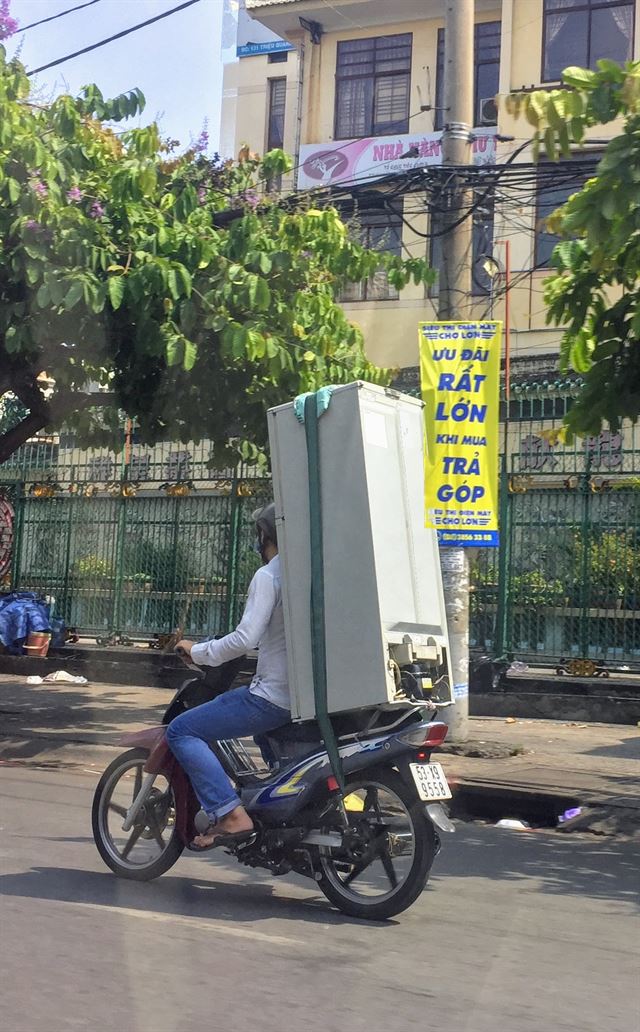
[167,503,289,850]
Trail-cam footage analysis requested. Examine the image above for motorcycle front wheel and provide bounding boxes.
[316,768,437,920]
[92,748,184,881]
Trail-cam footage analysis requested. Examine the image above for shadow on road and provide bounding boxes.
[437,825,640,908]
[0,863,394,928]
[585,735,640,761]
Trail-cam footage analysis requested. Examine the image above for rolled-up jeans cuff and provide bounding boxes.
[208,794,241,823]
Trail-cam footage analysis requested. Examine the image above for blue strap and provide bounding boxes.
[294,386,334,424]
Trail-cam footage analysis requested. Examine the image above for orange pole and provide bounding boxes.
[124,418,133,470]
[504,239,511,405]
[495,239,511,460]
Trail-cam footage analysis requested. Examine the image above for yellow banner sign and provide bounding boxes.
[419,320,502,547]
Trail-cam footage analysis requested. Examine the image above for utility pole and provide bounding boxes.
[438,0,475,741]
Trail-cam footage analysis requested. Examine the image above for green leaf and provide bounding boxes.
[570,117,585,143]
[231,324,248,358]
[108,276,125,310]
[562,67,598,89]
[554,240,583,269]
[590,84,617,122]
[4,325,22,354]
[167,268,179,300]
[547,93,567,128]
[165,332,183,366]
[180,298,198,335]
[176,265,192,297]
[64,280,84,311]
[246,275,258,307]
[7,177,19,203]
[256,277,271,310]
[601,191,617,220]
[251,329,269,359]
[557,121,571,159]
[36,283,50,308]
[543,127,558,162]
[183,339,198,371]
[595,59,625,82]
[528,92,548,125]
[25,263,40,286]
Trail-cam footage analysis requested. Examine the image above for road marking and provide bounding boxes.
[36,897,304,946]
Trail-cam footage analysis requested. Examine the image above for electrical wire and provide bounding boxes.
[15,0,103,34]
[26,0,203,77]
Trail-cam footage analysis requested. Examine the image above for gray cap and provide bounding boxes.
[252,502,277,545]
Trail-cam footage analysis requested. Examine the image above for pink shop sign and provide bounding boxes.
[298,129,497,189]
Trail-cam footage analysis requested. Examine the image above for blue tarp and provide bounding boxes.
[0,592,51,654]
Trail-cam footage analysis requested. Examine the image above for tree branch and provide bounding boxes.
[12,372,50,419]
[0,390,117,465]
[0,411,48,464]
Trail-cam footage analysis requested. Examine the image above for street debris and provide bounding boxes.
[495,818,531,831]
[558,807,583,824]
[26,671,89,686]
[556,805,640,838]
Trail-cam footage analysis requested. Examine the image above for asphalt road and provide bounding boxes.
[0,765,638,1032]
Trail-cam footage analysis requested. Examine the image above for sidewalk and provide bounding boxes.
[0,673,637,827]
[439,717,639,806]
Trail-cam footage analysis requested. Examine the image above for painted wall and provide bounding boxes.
[221,0,639,370]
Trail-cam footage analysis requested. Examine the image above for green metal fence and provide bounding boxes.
[470,379,640,668]
[0,432,270,640]
[2,380,639,666]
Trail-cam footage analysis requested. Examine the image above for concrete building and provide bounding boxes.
[219,0,638,372]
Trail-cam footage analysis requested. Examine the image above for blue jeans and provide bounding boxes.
[166,686,289,822]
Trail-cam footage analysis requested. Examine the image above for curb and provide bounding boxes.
[2,734,638,838]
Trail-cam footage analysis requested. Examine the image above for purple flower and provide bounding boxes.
[89,200,105,219]
[242,189,259,209]
[0,0,18,40]
[32,179,47,198]
[66,186,83,203]
[194,126,209,154]
[25,219,41,232]
[197,187,207,205]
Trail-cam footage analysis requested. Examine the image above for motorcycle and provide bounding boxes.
[91,655,454,920]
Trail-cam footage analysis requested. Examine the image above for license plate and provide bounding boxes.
[409,762,452,801]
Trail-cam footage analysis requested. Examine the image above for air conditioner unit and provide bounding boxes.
[479,95,498,126]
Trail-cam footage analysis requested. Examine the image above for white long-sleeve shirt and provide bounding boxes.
[190,555,289,711]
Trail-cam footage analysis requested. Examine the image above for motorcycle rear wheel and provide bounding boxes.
[316,768,437,920]
[92,748,184,881]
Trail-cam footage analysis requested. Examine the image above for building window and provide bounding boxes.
[266,77,286,190]
[268,50,288,64]
[435,22,501,131]
[429,196,495,296]
[267,77,286,150]
[335,33,412,140]
[535,156,601,267]
[542,0,634,83]
[341,210,402,302]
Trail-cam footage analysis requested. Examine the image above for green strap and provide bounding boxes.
[303,392,346,793]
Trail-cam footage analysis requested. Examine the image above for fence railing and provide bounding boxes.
[2,383,639,665]
[0,430,271,639]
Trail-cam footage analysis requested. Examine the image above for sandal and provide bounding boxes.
[188,824,256,853]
